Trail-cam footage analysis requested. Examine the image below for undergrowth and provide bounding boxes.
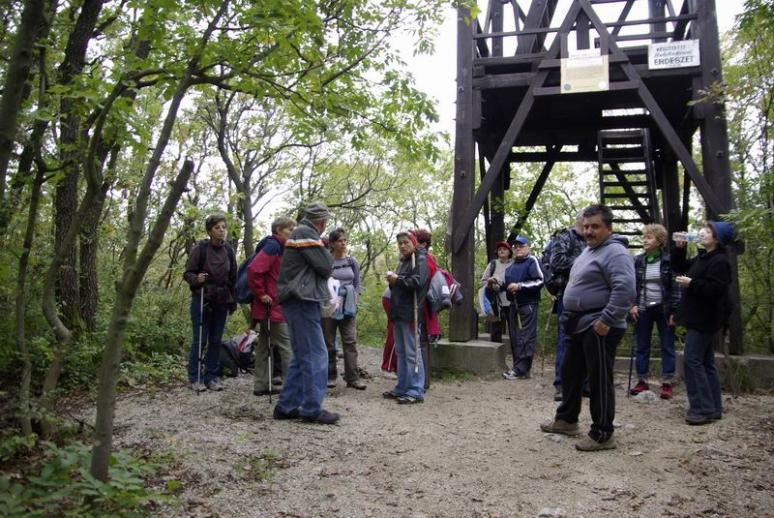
[0,440,177,517]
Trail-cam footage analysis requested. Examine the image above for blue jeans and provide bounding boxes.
[393,320,425,399]
[277,298,328,418]
[634,305,676,381]
[554,298,567,388]
[684,329,723,419]
[188,297,227,384]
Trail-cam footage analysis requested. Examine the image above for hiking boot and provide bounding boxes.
[502,369,519,380]
[273,406,300,420]
[346,380,366,390]
[382,391,400,399]
[575,435,617,452]
[540,419,580,436]
[188,381,206,392]
[301,409,340,425]
[629,380,649,396]
[659,383,673,400]
[397,395,424,405]
[685,415,713,426]
[205,378,224,391]
[253,388,274,396]
[515,371,531,380]
[553,388,563,402]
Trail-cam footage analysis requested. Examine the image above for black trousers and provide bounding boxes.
[556,326,625,442]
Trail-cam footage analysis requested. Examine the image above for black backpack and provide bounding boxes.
[219,331,257,377]
[540,228,584,296]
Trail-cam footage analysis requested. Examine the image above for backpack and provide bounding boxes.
[426,268,463,314]
[234,236,271,304]
[219,330,258,377]
[540,228,583,296]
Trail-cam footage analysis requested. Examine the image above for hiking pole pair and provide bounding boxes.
[197,287,205,395]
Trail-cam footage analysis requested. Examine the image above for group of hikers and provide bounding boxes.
[183,202,736,450]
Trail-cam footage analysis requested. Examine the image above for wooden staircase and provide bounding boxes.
[597,129,660,247]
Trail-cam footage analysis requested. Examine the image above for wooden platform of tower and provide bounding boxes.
[450,0,741,352]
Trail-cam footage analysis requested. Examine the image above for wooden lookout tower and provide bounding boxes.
[449,0,741,350]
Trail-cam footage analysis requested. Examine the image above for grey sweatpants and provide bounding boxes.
[253,319,293,392]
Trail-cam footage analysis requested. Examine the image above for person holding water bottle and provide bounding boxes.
[673,221,735,425]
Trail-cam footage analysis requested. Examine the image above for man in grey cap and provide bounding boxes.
[273,203,339,424]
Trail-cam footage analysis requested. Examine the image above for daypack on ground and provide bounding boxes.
[219,330,257,377]
[234,236,271,304]
[427,268,463,314]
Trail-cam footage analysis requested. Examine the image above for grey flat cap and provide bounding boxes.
[302,202,332,221]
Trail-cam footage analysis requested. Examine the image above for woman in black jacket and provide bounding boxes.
[183,214,237,392]
[674,221,735,425]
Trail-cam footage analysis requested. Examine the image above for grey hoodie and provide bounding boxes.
[561,234,635,333]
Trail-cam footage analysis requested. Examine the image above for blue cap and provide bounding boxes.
[513,235,529,246]
[709,221,735,246]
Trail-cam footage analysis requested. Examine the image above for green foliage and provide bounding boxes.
[722,1,774,353]
[0,441,174,517]
[0,433,36,464]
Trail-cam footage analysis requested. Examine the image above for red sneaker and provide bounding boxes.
[660,383,673,399]
[629,380,649,396]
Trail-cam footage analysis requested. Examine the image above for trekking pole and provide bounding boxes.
[412,252,420,375]
[197,287,205,395]
[626,325,635,397]
[265,302,273,405]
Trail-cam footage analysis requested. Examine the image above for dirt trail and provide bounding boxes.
[103,346,774,517]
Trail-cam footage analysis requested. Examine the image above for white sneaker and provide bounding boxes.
[502,370,519,380]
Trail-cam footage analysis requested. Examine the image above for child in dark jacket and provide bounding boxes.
[384,231,429,404]
[501,235,544,380]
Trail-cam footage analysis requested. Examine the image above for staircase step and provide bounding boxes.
[602,193,652,199]
[600,157,647,163]
[602,181,648,187]
[598,129,648,139]
[601,169,647,175]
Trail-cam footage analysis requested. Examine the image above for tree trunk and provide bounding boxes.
[0,0,49,230]
[89,0,227,479]
[90,160,194,480]
[53,0,106,332]
[15,161,46,437]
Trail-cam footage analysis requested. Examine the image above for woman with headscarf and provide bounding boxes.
[674,221,735,425]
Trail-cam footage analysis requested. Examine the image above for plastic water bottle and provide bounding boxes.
[672,231,699,243]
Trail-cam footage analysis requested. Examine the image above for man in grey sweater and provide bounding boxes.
[273,203,338,425]
[540,204,635,451]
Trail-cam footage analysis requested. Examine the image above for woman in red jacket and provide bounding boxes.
[248,216,296,396]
